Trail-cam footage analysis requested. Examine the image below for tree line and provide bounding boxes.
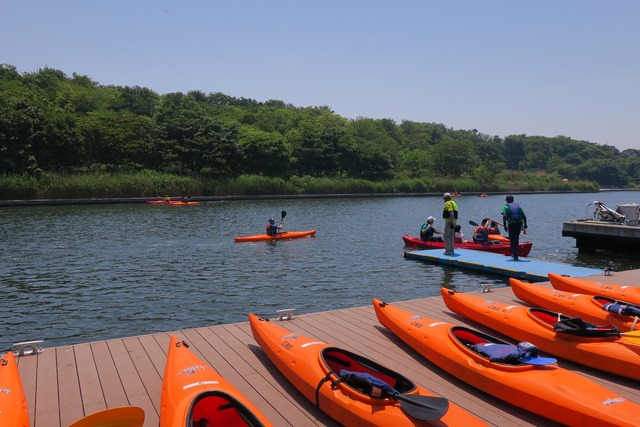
[1,64,638,194]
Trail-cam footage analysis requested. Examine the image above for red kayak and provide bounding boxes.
[402,235,532,257]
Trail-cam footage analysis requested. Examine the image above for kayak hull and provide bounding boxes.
[373,298,640,427]
[146,200,199,205]
[160,336,271,427]
[549,272,640,306]
[440,288,640,380]
[234,230,316,242]
[248,314,487,427]
[510,278,639,331]
[402,235,532,256]
[0,352,29,427]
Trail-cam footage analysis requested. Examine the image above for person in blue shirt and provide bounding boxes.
[266,217,282,236]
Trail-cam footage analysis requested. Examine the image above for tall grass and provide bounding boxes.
[0,171,599,200]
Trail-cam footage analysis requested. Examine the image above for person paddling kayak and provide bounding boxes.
[266,217,283,236]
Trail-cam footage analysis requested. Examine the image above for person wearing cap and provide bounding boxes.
[420,216,443,241]
[501,195,527,260]
[442,192,459,254]
[266,217,282,236]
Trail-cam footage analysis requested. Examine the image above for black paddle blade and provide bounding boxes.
[281,210,287,220]
[394,394,449,421]
[469,220,479,227]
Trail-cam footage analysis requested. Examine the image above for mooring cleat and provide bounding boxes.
[481,284,492,293]
[276,308,295,321]
[12,340,44,356]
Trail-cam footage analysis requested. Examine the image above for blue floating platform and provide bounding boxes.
[403,249,602,282]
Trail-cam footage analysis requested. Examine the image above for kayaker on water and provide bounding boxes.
[501,195,528,260]
[442,192,458,255]
[420,216,443,241]
[266,217,282,236]
[487,220,501,235]
[454,224,464,243]
[472,218,490,244]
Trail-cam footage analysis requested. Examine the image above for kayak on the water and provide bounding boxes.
[234,230,316,242]
[160,336,272,427]
[0,351,29,427]
[440,288,640,380]
[146,200,199,205]
[548,272,640,306]
[402,235,532,256]
[248,313,488,426]
[510,278,640,331]
[373,298,640,427]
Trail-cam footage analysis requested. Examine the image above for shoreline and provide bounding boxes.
[1,189,633,207]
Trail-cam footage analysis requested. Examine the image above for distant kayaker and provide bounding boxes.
[502,195,528,260]
[473,218,490,244]
[266,217,282,236]
[442,192,458,255]
[420,216,443,241]
[164,195,171,202]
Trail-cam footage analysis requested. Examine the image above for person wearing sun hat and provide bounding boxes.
[442,192,458,254]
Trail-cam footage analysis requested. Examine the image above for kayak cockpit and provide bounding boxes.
[187,391,267,427]
[320,347,416,401]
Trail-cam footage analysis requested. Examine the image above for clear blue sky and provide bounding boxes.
[3,1,639,150]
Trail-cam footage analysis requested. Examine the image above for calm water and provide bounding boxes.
[2,191,639,351]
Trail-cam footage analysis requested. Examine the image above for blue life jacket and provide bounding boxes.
[339,370,397,398]
[507,202,522,220]
[603,302,640,317]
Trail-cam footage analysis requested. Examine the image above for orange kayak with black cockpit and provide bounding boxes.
[0,351,29,427]
[373,298,640,427]
[248,313,487,427]
[234,230,316,242]
[510,278,640,331]
[440,287,640,380]
[160,336,272,427]
[549,272,640,306]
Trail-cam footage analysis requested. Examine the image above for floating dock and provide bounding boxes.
[562,219,640,252]
[403,248,603,281]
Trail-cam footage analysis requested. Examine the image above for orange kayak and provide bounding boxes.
[160,336,272,427]
[0,352,29,427]
[510,278,640,331]
[234,230,316,242]
[146,200,199,205]
[549,272,640,305]
[248,313,487,427]
[373,298,640,427]
[440,288,640,380]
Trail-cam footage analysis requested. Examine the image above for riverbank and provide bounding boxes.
[0,189,630,207]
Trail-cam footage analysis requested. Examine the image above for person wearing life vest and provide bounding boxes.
[266,217,282,236]
[473,218,490,244]
[420,216,443,241]
[501,195,528,260]
[442,192,458,255]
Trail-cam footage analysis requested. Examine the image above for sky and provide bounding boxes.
[2,1,639,151]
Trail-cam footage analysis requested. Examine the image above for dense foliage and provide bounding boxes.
[1,64,638,198]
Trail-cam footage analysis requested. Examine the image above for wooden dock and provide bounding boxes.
[14,270,640,427]
[563,219,640,252]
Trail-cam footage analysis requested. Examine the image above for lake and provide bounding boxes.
[2,191,639,351]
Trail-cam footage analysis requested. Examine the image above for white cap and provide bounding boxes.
[443,192,451,199]
[427,216,435,222]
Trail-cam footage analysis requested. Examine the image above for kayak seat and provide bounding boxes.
[189,391,265,427]
[552,316,620,337]
[451,327,535,365]
[322,347,414,394]
[530,308,561,326]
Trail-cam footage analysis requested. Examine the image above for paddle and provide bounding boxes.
[620,330,640,345]
[280,210,287,225]
[67,407,145,427]
[520,355,557,365]
[339,370,449,421]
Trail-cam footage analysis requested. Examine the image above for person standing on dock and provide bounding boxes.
[442,192,458,255]
[501,195,528,260]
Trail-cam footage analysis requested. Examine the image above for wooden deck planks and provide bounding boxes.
[12,272,640,427]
